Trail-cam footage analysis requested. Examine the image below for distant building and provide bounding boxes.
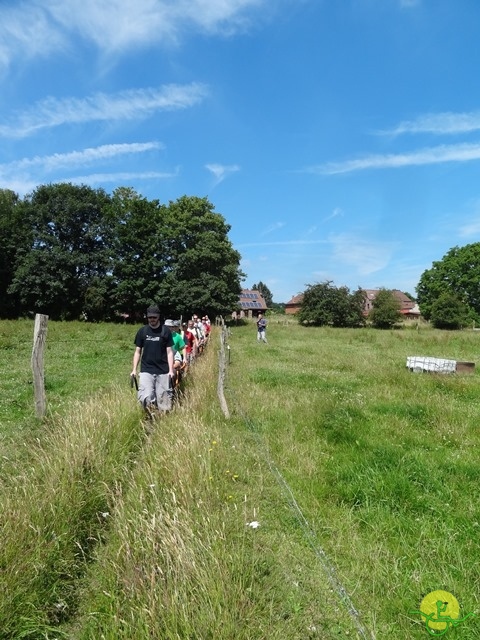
[233,289,268,319]
[363,289,419,317]
[285,294,304,315]
[283,288,421,320]
[400,303,421,320]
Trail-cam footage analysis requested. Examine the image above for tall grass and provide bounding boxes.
[223,320,480,638]
[0,388,143,638]
[71,343,353,639]
[1,319,479,638]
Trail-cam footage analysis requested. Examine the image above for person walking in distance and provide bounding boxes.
[131,305,174,415]
[256,313,267,343]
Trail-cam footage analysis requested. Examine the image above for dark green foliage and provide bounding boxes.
[416,243,480,321]
[252,281,273,307]
[2,185,244,321]
[8,183,113,320]
[297,281,366,327]
[0,189,31,318]
[269,302,285,313]
[369,288,402,329]
[430,292,468,330]
[155,195,244,319]
[108,187,169,318]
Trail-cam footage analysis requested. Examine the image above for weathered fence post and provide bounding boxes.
[217,323,230,419]
[31,313,48,418]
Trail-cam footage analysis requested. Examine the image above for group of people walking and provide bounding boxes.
[131,305,211,417]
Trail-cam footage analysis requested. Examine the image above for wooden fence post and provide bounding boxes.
[31,313,48,418]
[217,324,230,419]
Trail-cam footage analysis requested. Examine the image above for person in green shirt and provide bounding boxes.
[164,319,186,387]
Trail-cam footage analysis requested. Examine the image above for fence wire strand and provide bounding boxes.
[219,325,373,640]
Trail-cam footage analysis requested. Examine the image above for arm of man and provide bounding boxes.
[167,346,174,377]
[131,346,141,377]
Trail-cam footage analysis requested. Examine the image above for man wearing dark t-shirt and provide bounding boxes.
[131,305,174,413]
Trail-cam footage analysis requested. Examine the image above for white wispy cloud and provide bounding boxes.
[238,239,328,247]
[69,170,178,185]
[322,207,343,222]
[458,220,480,237]
[329,233,397,275]
[380,111,480,136]
[310,142,480,175]
[0,142,163,173]
[0,84,208,138]
[205,163,240,184]
[0,3,66,70]
[0,0,265,70]
[260,221,286,236]
[0,142,170,195]
[51,0,264,49]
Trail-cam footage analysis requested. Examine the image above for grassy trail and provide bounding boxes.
[1,319,479,638]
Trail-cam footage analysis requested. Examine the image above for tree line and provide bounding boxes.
[0,184,244,322]
[295,242,480,330]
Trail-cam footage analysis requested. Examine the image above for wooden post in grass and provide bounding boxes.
[218,324,230,419]
[31,313,48,418]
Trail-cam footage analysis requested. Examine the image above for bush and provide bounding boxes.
[430,293,468,330]
[369,289,402,329]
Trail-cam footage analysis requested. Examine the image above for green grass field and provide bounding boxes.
[0,318,479,638]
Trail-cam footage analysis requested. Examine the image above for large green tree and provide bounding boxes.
[0,189,31,318]
[4,186,244,321]
[416,243,480,321]
[297,281,366,327]
[157,196,244,319]
[9,183,113,320]
[109,187,169,319]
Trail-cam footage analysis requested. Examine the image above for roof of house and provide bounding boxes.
[363,289,416,309]
[238,289,268,311]
[285,294,304,306]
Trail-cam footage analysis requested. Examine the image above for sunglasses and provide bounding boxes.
[147,315,159,320]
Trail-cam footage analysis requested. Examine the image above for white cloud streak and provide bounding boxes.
[0,142,170,195]
[329,233,397,275]
[310,142,480,175]
[0,84,208,138]
[205,163,240,184]
[0,0,265,70]
[260,221,286,236]
[0,3,66,70]
[69,170,178,185]
[458,220,480,237]
[322,207,343,222]
[380,111,480,136]
[0,142,163,173]
[238,239,328,247]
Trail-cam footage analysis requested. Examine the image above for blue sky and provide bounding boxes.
[1,0,480,303]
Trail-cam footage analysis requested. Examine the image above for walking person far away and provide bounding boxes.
[131,305,174,416]
[256,313,268,343]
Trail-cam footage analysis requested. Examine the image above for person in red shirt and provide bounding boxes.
[182,321,198,369]
[202,316,211,343]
